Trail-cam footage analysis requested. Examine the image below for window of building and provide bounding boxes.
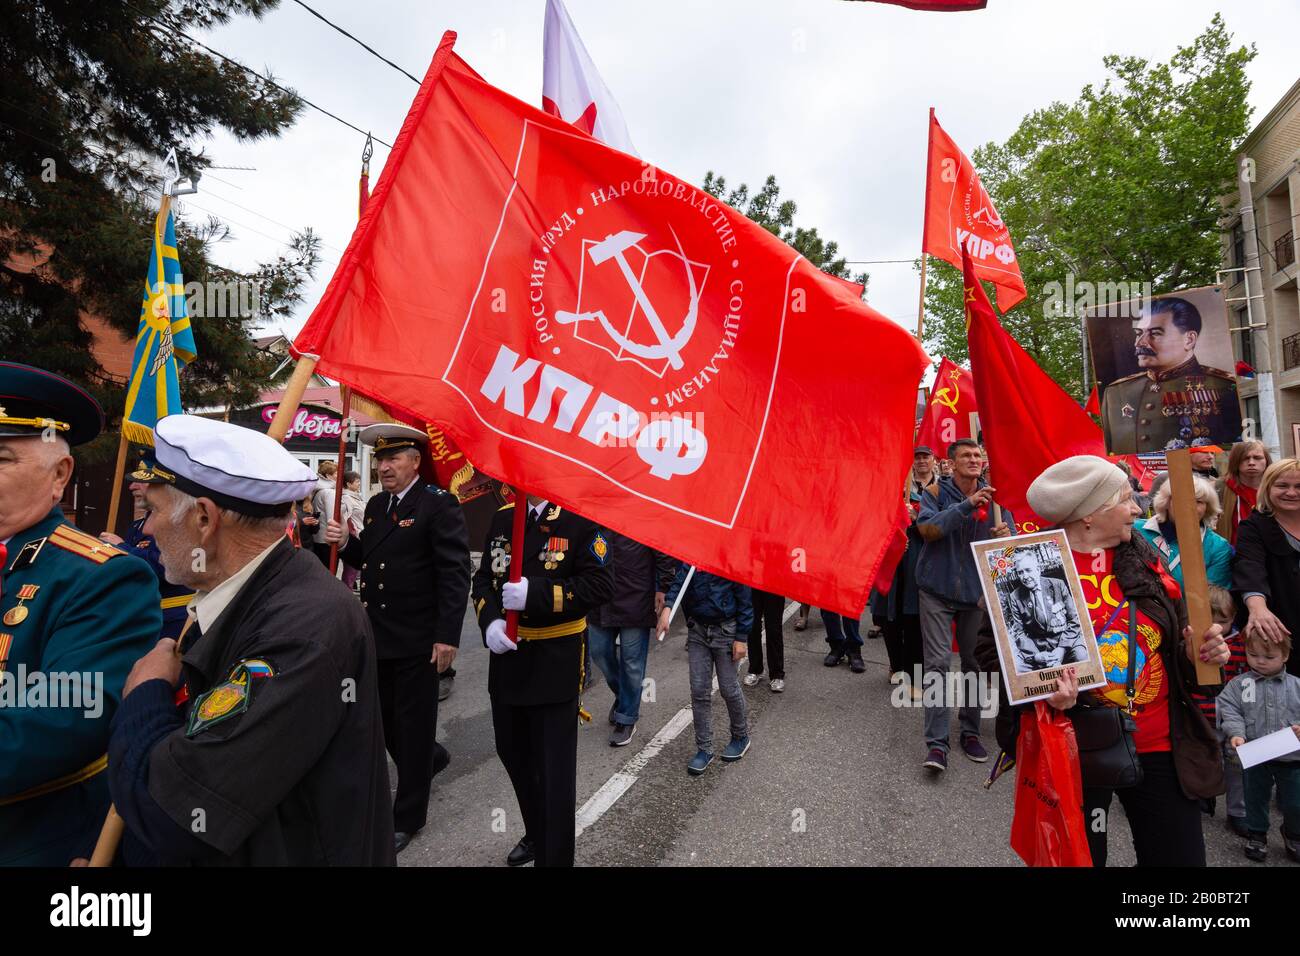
[1237,309,1255,368]
[1231,221,1246,270]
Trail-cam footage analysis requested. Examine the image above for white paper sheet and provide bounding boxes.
[1236,727,1300,769]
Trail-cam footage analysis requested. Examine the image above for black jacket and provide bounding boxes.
[472,503,615,706]
[339,483,471,658]
[1232,510,1300,678]
[990,532,1224,800]
[592,531,677,629]
[109,539,395,865]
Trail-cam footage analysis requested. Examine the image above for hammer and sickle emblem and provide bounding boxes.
[932,368,962,414]
[555,227,699,371]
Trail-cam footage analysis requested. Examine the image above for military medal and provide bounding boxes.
[3,584,39,626]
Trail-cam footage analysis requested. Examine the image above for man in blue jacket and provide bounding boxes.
[914,438,1012,774]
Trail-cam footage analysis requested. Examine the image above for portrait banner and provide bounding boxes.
[972,529,1106,705]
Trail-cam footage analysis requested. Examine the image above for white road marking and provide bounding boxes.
[574,706,694,838]
[781,600,802,623]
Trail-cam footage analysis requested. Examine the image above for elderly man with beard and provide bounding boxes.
[107,414,393,866]
[0,363,161,866]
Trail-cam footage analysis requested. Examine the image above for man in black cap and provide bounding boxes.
[0,362,162,866]
[99,466,195,641]
[325,422,471,854]
[473,493,615,867]
[107,414,393,865]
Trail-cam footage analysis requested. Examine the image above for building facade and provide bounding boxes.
[1221,77,1300,458]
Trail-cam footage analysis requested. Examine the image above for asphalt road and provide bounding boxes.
[399,603,1290,868]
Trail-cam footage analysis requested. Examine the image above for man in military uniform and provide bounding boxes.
[473,494,614,867]
[99,467,195,640]
[1100,296,1242,454]
[0,362,162,866]
[108,414,394,865]
[324,423,470,853]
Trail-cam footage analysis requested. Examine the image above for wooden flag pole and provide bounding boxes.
[916,256,928,342]
[328,385,351,575]
[106,192,174,536]
[1165,449,1222,685]
[267,355,319,442]
[103,433,132,537]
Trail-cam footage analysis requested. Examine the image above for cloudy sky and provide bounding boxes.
[184,0,1300,346]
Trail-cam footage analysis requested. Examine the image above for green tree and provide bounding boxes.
[922,13,1255,397]
[0,0,319,459]
[701,171,869,292]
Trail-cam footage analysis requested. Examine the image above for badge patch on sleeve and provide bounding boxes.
[590,532,609,565]
[186,664,259,737]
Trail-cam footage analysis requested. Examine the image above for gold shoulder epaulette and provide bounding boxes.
[497,502,516,512]
[49,525,123,564]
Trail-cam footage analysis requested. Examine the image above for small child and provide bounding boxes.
[1200,587,1250,834]
[1215,631,1300,862]
[659,565,753,775]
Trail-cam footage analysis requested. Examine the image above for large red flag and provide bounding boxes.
[923,109,1026,312]
[293,32,927,615]
[963,250,1104,533]
[916,356,978,453]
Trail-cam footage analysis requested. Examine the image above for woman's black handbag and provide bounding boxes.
[1068,603,1144,789]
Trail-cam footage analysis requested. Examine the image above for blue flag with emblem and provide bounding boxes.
[122,204,196,445]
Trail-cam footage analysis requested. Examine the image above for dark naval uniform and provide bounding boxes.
[122,515,194,641]
[0,508,161,866]
[472,501,615,867]
[109,538,395,865]
[1100,357,1242,454]
[337,481,470,835]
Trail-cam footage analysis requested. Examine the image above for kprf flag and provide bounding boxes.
[293,32,928,615]
[122,205,196,446]
[923,109,1026,312]
[542,0,636,155]
[963,250,1103,533]
[916,356,978,453]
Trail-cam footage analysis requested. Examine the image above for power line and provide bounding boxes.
[289,0,420,84]
[124,1,392,148]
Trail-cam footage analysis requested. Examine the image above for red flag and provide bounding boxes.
[916,356,978,453]
[848,1,986,9]
[963,250,1104,533]
[1084,385,1099,417]
[292,32,927,615]
[923,109,1026,312]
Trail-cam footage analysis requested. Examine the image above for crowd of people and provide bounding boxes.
[2,360,1298,869]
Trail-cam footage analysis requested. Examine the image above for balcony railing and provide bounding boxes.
[1277,230,1296,271]
[1284,332,1300,371]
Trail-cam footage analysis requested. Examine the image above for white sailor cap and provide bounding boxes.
[144,414,317,516]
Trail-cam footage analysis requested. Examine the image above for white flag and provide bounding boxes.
[542,0,637,156]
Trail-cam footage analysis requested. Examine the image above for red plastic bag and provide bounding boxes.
[1009,702,1093,867]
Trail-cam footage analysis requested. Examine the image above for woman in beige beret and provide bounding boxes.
[1022,455,1230,866]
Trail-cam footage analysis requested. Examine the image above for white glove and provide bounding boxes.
[485,618,517,654]
[502,577,529,611]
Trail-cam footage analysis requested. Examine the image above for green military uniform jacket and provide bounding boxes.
[0,506,162,865]
[1100,357,1242,455]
